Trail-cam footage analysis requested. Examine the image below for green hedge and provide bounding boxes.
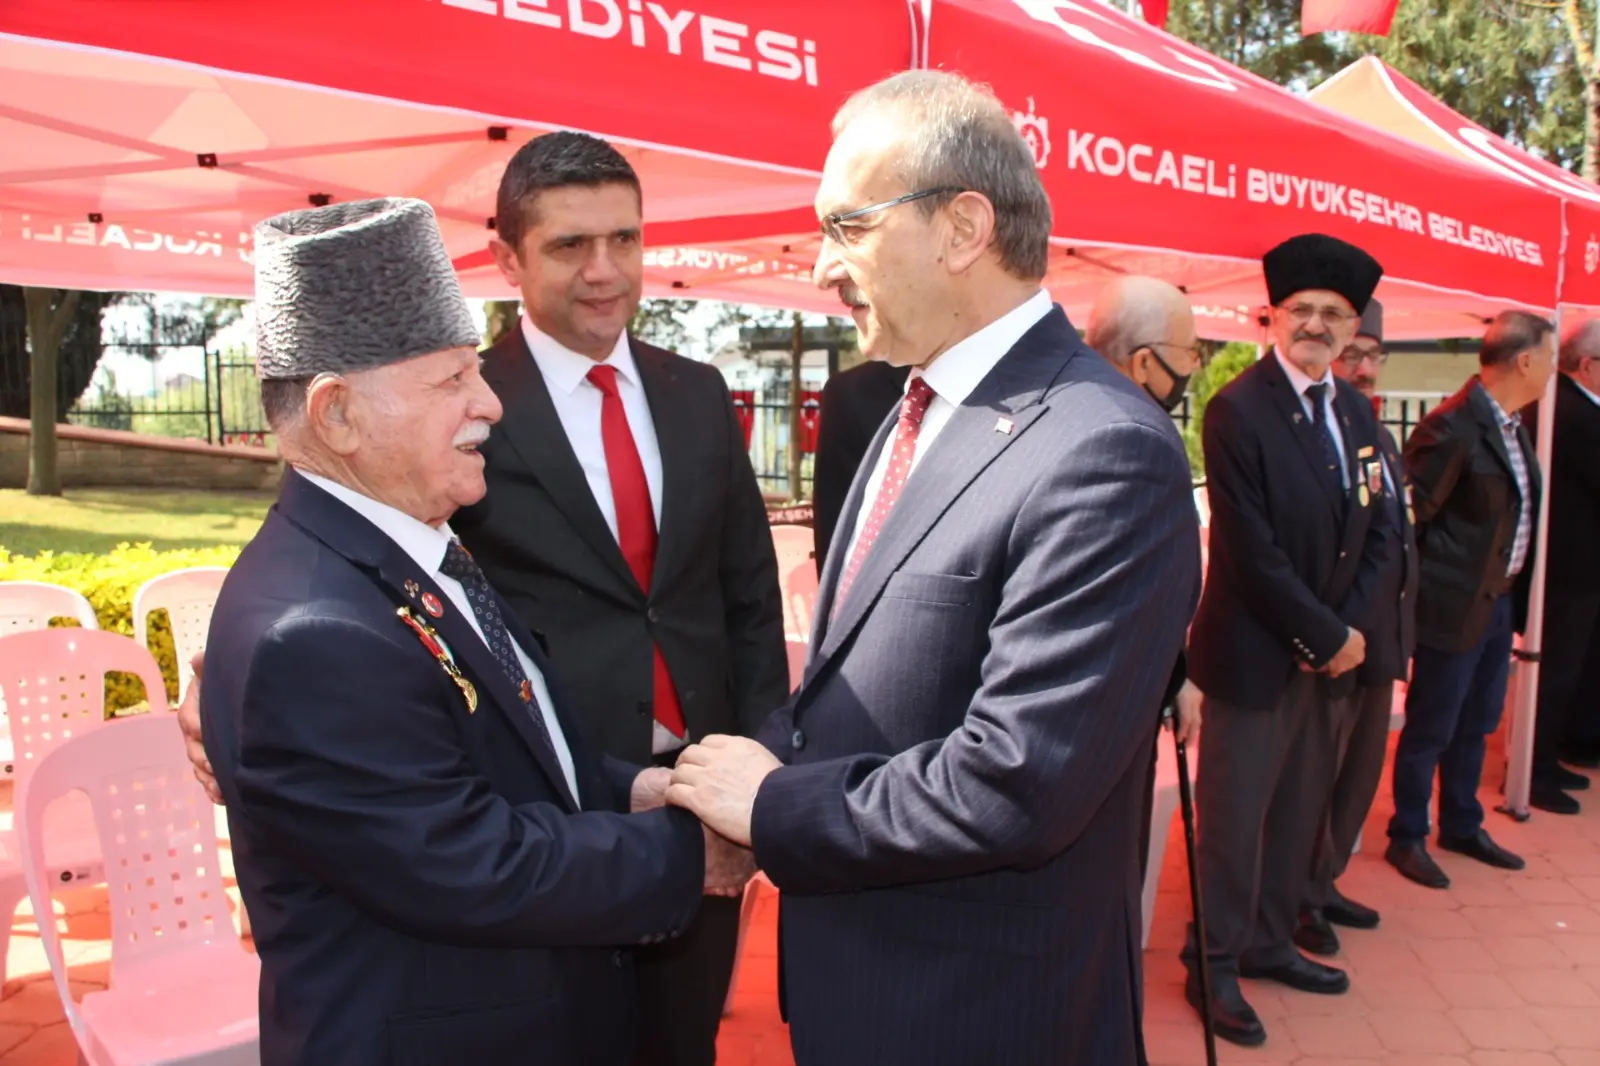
[0,542,239,711]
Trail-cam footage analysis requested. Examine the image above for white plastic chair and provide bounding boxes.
[0,581,100,778]
[0,628,170,985]
[132,568,229,700]
[17,712,259,1066]
[769,525,818,641]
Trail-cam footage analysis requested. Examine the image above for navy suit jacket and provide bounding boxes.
[750,308,1201,1066]
[1188,353,1398,710]
[202,471,705,1066]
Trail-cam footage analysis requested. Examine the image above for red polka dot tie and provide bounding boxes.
[832,376,937,619]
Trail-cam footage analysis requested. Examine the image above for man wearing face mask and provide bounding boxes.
[1183,234,1398,1048]
[1086,275,1205,882]
[1296,299,1415,956]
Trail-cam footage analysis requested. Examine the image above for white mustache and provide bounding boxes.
[452,423,492,448]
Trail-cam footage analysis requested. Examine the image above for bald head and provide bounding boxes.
[1087,276,1199,411]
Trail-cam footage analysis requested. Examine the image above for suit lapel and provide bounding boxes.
[632,339,692,592]
[809,316,1063,670]
[481,330,640,598]
[809,408,898,648]
[1468,382,1522,501]
[276,471,582,810]
[1261,354,1346,517]
[376,558,582,811]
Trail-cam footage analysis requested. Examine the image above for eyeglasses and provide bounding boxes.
[1278,302,1358,327]
[1337,347,1389,367]
[1133,341,1202,377]
[820,187,965,244]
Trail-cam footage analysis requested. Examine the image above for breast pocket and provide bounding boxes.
[880,571,978,607]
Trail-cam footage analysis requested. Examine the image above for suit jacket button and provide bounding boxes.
[792,728,806,751]
[647,608,661,623]
[1339,551,1348,559]
[612,950,625,967]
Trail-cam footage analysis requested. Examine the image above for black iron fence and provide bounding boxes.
[68,345,268,447]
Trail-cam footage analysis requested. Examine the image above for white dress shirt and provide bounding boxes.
[1275,349,1349,491]
[521,316,664,538]
[1574,375,1600,408]
[841,290,1053,568]
[299,470,581,803]
[520,317,681,753]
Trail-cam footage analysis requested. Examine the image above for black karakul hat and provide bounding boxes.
[1262,233,1384,314]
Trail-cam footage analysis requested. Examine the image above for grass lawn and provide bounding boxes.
[0,487,273,556]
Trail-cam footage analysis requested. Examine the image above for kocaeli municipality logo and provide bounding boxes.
[1011,97,1051,170]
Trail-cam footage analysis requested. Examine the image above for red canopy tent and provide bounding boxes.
[1310,55,1600,312]
[919,0,1565,340]
[0,0,909,307]
[1308,55,1600,818]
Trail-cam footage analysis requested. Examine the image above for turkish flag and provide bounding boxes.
[1140,0,1169,29]
[1302,0,1399,35]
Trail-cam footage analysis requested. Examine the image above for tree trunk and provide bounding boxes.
[483,300,521,346]
[788,312,805,502]
[23,288,80,497]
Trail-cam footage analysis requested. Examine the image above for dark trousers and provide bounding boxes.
[1570,621,1600,756]
[1307,681,1393,908]
[1184,673,1341,978]
[1535,590,1600,781]
[1389,594,1514,844]
[636,750,742,1066]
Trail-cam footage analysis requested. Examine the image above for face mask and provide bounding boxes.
[1139,346,1191,413]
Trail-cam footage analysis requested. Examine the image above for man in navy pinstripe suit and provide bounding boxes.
[666,71,1201,1066]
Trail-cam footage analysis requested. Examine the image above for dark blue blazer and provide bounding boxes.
[750,308,1201,1066]
[201,471,705,1066]
[1188,352,1399,710]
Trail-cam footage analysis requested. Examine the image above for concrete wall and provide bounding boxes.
[0,416,282,491]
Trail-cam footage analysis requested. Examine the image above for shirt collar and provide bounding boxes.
[1273,348,1334,398]
[1476,379,1521,430]
[915,290,1052,406]
[521,315,636,395]
[297,469,455,575]
[1570,374,1600,409]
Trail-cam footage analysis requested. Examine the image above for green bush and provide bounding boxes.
[1183,342,1257,479]
[0,542,239,711]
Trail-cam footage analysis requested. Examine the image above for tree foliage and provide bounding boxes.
[1164,0,1591,172]
[0,284,124,420]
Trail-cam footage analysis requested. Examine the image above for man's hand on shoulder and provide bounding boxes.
[176,651,223,805]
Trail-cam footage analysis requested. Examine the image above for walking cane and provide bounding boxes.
[1164,701,1218,1066]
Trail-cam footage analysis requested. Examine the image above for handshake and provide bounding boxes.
[629,736,784,899]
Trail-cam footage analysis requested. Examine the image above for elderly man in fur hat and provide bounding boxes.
[1183,234,1399,1047]
[196,198,748,1066]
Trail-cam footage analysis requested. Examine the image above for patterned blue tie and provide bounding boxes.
[440,539,540,717]
[1305,383,1345,500]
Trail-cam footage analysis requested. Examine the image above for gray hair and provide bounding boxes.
[1089,298,1171,365]
[1480,309,1554,369]
[1559,318,1600,373]
[833,71,1053,280]
[260,376,310,432]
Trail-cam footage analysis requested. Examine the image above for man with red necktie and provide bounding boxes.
[454,131,788,1066]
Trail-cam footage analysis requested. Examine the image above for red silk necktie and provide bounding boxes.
[587,365,686,738]
[833,376,937,617]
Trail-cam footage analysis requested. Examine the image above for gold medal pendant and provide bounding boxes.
[453,675,479,714]
[1358,483,1370,507]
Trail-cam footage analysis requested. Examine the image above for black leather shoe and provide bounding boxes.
[1239,953,1350,995]
[1529,784,1581,815]
[1325,889,1380,929]
[1387,840,1450,888]
[1437,829,1525,870]
[1293,907,1340,957]
[1554,766,1591,792]
[1186,973,1266,1047]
